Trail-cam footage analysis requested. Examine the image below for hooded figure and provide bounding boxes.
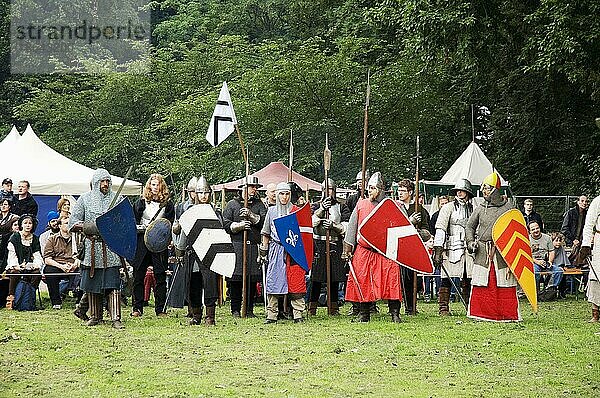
[465,172,520,322]
[260,182,308,323]
[69,168,125,328]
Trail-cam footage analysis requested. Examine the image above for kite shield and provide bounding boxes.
[96,198,137,262]
[492,209,538,313]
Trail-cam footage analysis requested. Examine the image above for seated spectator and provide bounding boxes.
[0,178,15,204]
[39,211,60,255]
[521,198,544,232]
[529,221,562,291]
[57,197,71,218]
[43,216,79,309]
[550,232,571,298]
[0,198,19,307]
[12,181,38,217]
[5,214,43,310]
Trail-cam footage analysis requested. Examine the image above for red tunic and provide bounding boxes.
[345,199,402,302]
[468,261,520,322]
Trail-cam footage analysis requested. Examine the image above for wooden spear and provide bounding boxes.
[323,132,333,315]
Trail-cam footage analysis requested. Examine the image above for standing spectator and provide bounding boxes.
[57,197,71,218]
[579,195,600,322]
[529,221,562,294]
[13,180,38,217]
[561,195,589,255]
[521,198,544,232]
[0,178,14,204]
[4,214,43,310]
[0,198,19,307]
[131,173,175,318]
[43,216,79,309]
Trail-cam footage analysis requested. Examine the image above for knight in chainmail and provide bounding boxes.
[465,172,520,322]
[433,179,475,315]
[308,178,351,316]
[69,168,125,329]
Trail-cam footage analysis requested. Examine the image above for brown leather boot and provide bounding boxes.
[329,301,340,316]
[308,301,318,316]
[388,300,402,323]
[189,307,203,325]
[462,279,471,306]
[438,287,451,316]
[589,306,599,323]
[353,302,370,322]
[204,306,216,326]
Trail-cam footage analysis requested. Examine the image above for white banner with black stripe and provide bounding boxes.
[205,81,237,147]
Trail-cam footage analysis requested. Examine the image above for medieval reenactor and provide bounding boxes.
[222,175,266,318]
[130,174,175,318]
[396,178,431,315]
[342,172,403,323]
[433,178,475,315]
[174,176,220,325]
[260,182,308,323]
[345,170,370,214]
[69,169,125,328]
[308,178,350,316]
[465,172,520,322]
[579,194,600,323]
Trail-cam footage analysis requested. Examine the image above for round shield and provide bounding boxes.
[144,218,172,253]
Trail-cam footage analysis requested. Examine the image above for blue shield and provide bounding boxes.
[273,204,313,272]
[96,198,137,262]
[144,218,172,253]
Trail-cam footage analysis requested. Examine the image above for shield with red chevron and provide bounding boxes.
[492,209,538,313]
[358,198,433,274]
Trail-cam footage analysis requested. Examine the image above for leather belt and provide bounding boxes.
[313,235,338,242]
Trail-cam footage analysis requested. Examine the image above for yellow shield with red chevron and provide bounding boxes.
[492,209,538,313]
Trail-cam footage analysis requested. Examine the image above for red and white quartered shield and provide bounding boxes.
[358,198,433,273]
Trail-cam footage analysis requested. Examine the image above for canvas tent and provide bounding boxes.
[421,141,510,197]
[212,161,331,192]
[0,124,142,195]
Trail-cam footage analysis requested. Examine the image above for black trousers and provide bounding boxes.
[309,280,338,303]
[228,280,257,314]
[133,251,167,315]
[189,269,218,308]
[43,265,68,305]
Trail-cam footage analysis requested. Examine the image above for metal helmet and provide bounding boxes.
[238,175,263,189]
[321,178,337,192]
[187,176,198,192]
[449,178,474,198]
[355,170,371,181]
[195,175,211,194]
[367,172,384,190]
[276,182,291,192]
[482,172,501,189]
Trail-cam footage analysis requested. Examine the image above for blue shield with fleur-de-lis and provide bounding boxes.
[273,204,313,272]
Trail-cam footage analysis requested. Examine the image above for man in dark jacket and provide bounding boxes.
[12,180,38,217]
[561,195,589,248]
[0,178,14,204]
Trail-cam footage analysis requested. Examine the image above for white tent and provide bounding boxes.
[1,124,142,195]
[421,141,509,197]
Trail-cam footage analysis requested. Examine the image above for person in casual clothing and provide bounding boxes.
[466,172,520,322]
[131,173,175,318]
[529,221,562,292]
[521,199,544,232]
[260,182,308,323]
[223,176,266,318]
[12,181,38,217]
[0,198,19,307]
[551,232,571,298]
[39,210,60,254]
[43,216,79,309]
[0,178,15,204]
[579,195,600,322]
[4,214,43,310]
[561,195,589,261]
[57,197,71,218]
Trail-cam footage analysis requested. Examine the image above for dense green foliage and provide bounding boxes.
[1,0,599,193]
[2,296,600,397]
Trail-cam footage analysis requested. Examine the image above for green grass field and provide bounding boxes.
[1,296,599,397]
